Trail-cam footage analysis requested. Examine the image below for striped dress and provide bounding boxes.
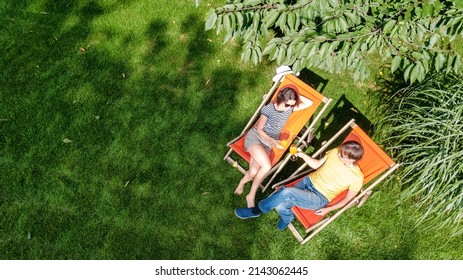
[261,103,293,139]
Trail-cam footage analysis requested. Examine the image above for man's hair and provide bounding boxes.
[339,141,364,162]
[275,86,300,106]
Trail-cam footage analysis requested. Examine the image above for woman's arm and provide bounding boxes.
[256,115,281,148]
[293,95,313,111]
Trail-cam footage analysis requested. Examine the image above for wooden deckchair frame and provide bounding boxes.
[273,119,400,244]
[223,72,332,192]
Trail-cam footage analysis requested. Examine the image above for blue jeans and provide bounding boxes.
[258,177,329,224]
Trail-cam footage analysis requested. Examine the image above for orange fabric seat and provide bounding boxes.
[229,74,329,166]
[224,72,332,190]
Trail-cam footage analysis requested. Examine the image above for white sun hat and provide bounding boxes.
[272,65,293,82]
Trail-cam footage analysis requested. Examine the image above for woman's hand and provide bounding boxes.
[274,139,284,149]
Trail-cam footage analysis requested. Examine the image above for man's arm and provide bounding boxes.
[296,152,326,170]
[314,189,359,216]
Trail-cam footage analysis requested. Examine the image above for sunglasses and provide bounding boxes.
[284,102,295,107]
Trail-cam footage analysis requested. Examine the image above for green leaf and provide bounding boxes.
[383,20,396,34]
[412,52,424,60]
[263,43,276,56]
[416,23,426,41]
[263,41,276,55]
[454,55,463,73]
[285,44,294,64]
[303,29,318,38]
[230,12,236,30]
[410,61,422,84]
[252,12,261,28]
[344,12,359,25]
[446,55,455,73]
[276,46,286,64]
[205,11,218,30]
[348,39,362,62]
[277,12,287,28]
[307,42,320,58]
[287,12,296,31]
[224,4,236,10]
[404,64,414,82]
[324,54,334,73]
[243,0,261,6]
[299,42,311,57]
[391,55,402,73]
[429,34,440,48]
[268,44,279,60]
[242,48,252,62]
[417,62,425,83]
[422,3,433,17]
[292,59,302,73]
[262,9,280,27]
[434,0,443,13]
[223,13,231,30]
[268,37,282,45]
[422,56,430,72]
[314,35,327,42]
[223,30,233,44]
[236,12,244,29]
[328,0,339,8]
[251,49,259,65]
[341,41,351,53]
[324,20,335,33]
[338,16,349,32]
[294,41,305,55]
[319,42,330,59]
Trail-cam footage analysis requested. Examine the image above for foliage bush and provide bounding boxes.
[380,72,463,235]
[204,0,463,83]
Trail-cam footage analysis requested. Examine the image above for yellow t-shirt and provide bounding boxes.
[309,148,364,201]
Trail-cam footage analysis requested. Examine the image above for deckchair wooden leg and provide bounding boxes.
[357,190,372,208]
[224,148,234,161]
[304,217,330,233]
[225,157,247,175]
[288,223,304,243]
[262,155,292,193]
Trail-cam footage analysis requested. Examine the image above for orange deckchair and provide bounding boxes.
[273,119,400,244]
[224,72,332,191]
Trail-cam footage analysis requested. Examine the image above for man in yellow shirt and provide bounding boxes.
[235,141,364,230]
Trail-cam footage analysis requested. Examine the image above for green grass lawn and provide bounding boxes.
[1,0,462,259]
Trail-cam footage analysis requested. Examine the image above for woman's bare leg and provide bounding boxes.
[245,145,272,207]
[234,158,260,195]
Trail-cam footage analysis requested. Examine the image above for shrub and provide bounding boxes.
[380,73,463,235]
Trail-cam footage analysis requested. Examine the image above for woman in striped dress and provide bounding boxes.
[234,87,313,208]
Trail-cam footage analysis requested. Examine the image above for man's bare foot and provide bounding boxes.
[246,194,255,208]
[234,184,244,195]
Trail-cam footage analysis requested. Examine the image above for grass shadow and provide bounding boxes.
[315,94,373,148]
[297,68,329,93]
[0,0,254,260]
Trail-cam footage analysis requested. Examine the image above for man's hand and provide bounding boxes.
[314,208,330,216]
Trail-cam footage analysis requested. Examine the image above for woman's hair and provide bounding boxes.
[339,141,364,162]
[275,86,300,106]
